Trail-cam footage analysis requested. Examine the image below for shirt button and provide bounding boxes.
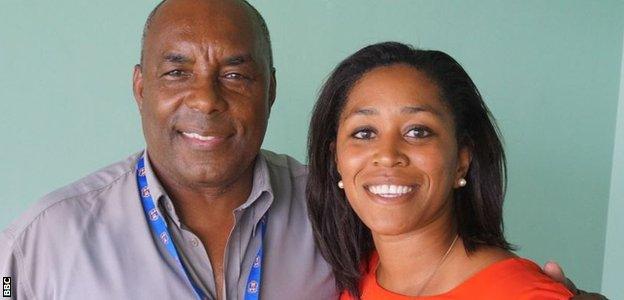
[190,238,199,247]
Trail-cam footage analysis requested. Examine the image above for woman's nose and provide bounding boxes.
[372,138,409,167]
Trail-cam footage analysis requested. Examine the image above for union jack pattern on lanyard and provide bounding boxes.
[136,155,268,300]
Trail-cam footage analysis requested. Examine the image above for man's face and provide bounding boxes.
[133,0,275,190]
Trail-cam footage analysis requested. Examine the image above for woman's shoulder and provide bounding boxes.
[455,254,574,299]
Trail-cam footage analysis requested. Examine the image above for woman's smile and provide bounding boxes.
[366,184,414,198]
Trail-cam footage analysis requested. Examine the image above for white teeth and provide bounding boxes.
[182,132,216,141]
[389,185,397,194]
[367,184,413,198]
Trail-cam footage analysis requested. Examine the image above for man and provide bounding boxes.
[0,0,602,299]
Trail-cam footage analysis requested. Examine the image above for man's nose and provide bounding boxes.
[372,137,409,167]
[184,76,227,114]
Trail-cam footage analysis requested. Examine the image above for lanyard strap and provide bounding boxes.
[136,156,267,300]
[136,156,205,300]
[244,215,267,300]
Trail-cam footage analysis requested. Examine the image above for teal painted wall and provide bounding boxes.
[602,31,624,299]
[1,0,622,292]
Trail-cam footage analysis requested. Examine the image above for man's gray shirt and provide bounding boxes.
[0,150,337,300]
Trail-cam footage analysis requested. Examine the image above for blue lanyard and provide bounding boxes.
[244,214,267,300]
[136,156,267,300]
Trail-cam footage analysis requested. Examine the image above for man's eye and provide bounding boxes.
[164,70,186,77]
[223,73,246,80]
[352,129,376,140]
[405,127,432,138]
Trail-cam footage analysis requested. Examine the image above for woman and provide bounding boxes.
[306,42,573,299]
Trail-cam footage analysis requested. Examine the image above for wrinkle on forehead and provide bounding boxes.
[149,33,257,68]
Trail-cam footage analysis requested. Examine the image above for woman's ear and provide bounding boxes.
[456,146,472,184]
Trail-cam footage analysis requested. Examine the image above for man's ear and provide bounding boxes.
[456,146,472,186]
[268,67,277,109]
[132,64,144,111]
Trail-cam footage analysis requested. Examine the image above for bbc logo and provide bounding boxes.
[2,277,10,298]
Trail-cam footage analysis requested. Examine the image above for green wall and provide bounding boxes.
[2,0,622,293]
[602,31,624,299]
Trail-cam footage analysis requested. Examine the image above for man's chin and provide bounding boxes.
[176,161,247,188]
[167,144,258,189]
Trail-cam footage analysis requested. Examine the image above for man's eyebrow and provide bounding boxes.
[162,53,191,63]
[224,54,255,66]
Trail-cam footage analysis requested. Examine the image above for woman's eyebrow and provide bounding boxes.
[401,105,442,116]
[345,104,442,119]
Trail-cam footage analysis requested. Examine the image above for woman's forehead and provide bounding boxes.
[340,65,449,120]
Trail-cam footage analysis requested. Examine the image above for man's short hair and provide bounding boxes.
[140,0,273,67]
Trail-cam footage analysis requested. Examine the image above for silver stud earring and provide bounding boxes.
[338,180,344,189]
[458,178,467,187]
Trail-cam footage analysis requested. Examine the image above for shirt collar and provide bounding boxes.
[237,152,274,236]
[142,150,167,206]
[141,151,183,227]
[142,149,275,231]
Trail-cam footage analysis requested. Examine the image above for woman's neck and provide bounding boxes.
[373,209,460,296]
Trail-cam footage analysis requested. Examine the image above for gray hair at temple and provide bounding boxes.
[139,0,273,67]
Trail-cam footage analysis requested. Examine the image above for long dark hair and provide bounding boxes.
[306,42,512,297]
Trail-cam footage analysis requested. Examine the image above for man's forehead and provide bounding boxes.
[143,1,260,56]
[155,41,257,64]
[139,0,272,67]
[146,27,258,59]
[146,0,258,39]
[150,23,255,45]
[150,0,253,31]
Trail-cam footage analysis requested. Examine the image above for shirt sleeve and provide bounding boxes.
[0,230,36,300]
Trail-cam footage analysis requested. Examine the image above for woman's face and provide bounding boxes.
[335,64,470,237]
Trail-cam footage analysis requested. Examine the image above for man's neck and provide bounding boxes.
[157,165,255,228]
[150,155,254,223]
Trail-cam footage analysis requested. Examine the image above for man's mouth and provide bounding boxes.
[181,132,218,141]
[177,130,230,149]
[366,184,414,198]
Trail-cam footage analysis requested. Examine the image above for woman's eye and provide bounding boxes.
[352,129,376,140]
[405,127,431,138]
